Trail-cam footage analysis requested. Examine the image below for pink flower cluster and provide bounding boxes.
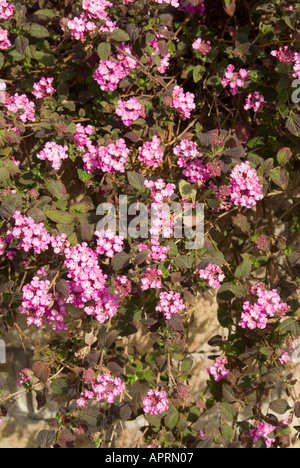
[95,229,124,258]
[271,46,295,63]
[36,142,68,170]
[93,45,137,92]
[61,14,97,42]
[143,389,169,415]
[138,239,170,263]
[5,94,35,123]
[192,37,211,56]
[154,0,179,7]
[206,356,229,382]
[149,38,171,74]
[19,277,53,327]
[116,97,145,126]
[0,26,10,49]
[174,139,199,168]
[239,283,289,330]
[74,123,94,152]
[145,179,176,238]
[32,77,55,100]
[50,233,70,254]
[196,264,225,289]
[156,291,185,320]
[145,179,176,205]
[82,0,112,19]
[173,139,209,184]
[114,276,131,298]
[206,160,223,178]
[209,182,232,211]
[183,159,209,184]
[293,52,300,79]
[138,136,164,168]
[244,92,265,112]
[170,86,196,120]
[230,162,263,208]
[6,212,51,254]
[222,65,249,95]
[97,139,129,173]
[65,243,119,324]
[0,0,14,19]
[250,423,276,448]
[77,372,125,408]
[17,369,32,388]
[278,349,291,365]
[82,138,129,174]
[141,268,163,291]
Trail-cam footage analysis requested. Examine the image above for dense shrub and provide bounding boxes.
[0,0,299,449]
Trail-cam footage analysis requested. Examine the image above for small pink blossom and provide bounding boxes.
[143,389,169,415]
[138,136,164,167]
[206,356,229,382]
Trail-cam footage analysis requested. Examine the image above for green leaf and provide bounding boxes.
[173,255,194,270]
[223,384,238,403]
[218,283,247,301]
[164,410,179,429]
[29,23,49,38]
[178,179,197,200]
[269,168,289,190]
[45,210,73,224]
[222,424,234,441]
[51,378,70,395]
[235,259,252,279]
[111,252,131,270]
[0,167,9,183]
[97,42,111,61]
[127,171,145,191]
[193,65,206,83]
[45,180,67,199]
[112,29,130,42]
[220,402,238,422]
[269,399,291,415]
[260,347,274,357]
[279,318,300,336]
[277,147,292,166]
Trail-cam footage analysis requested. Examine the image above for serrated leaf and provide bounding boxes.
[269,168,289,190]
[173,255,194,270]
[164,410,179,429]
[45,210,73,224]
[133,249,150,266]
[97,42,111,61]
[277,147,292,166]
[223,384,238,403]
[36,430,56,448]
[111,252,131,270]
[178,179,197,200]
[51,377,70,395]
[235,259,252,279]
[57,429,75,449]
[220,402,238,422]
[32,361,50,384]
[112,29,130,42]
[269,399,290,415]
[279,318,299,335]
[29,23,49,38]
[127,171,145,191]
[222,424,234,440]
